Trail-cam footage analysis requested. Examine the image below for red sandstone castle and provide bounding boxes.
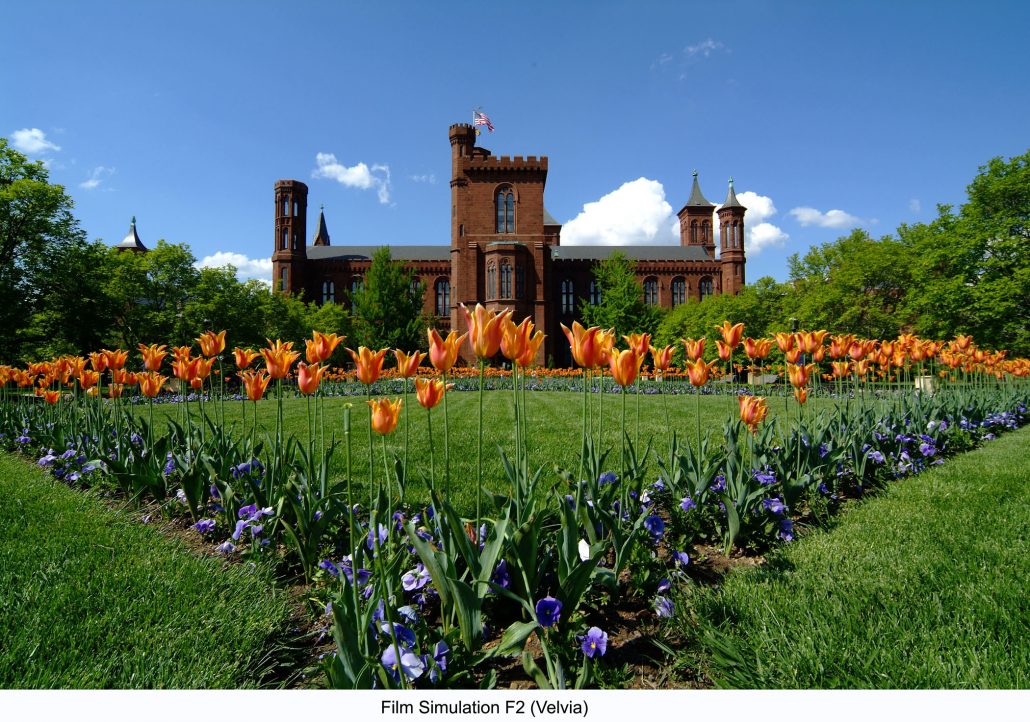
[271,124,746,365]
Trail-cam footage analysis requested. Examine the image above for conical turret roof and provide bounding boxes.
[685,171,714,208]
[721,178,746,210]
[313,205,331,246]
[115,216,148,251]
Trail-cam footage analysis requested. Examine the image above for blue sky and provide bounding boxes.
[4,0,1029,283]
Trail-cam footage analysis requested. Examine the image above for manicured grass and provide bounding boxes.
[0,454,296,688]
[150,387,831,514]
[681,424,1030,688]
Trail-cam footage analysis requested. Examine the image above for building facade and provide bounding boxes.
[271,123,747,365]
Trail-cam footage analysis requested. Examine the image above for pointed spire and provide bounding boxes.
[686,171,714,207]
[722,177,745,209]
[115,216,147,252]
[313,206,331,246]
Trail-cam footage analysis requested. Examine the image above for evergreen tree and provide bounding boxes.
[580,251,663,338]
[349,246,427,351]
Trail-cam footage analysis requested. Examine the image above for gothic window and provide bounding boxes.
[734,222,742,248]
[515,263,525,299]
[293,200,299,217]
[589,279,602,306]
[496,186,515,233]
[487,263,496,300]
[322,280,335,304]
[292,231,298,250]
[690,221,697,243]
[672,277,686,306]
[500,261,512,298]
[700,277,714,301]
[435,278,450,317]
[279,267,288,292]
[644,277,658,306]
[281,228,288,250]
[561,279,575,315]
[283,198,289,217]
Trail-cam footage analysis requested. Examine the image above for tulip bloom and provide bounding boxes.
[172,345,193,361]
[786,363,817,388]
[517,329,546,368]
[138,344,169,371]
[501,316,533,363]
[261,339,300,380]
[394,349,425,378]
[415,378,450,410]
[681,337,706,362]
[297,361,327,395]
[193,357,215,382]
[240,370,271,401]
[368,397,403,435]
[347,346,388,385]
[198,330,227,357]
[108,383,125,399]
[793,387,808,405]
[773,332,796,354]
[684,357,714,387]
[650,345,675,373]
[138,372,167,399]
[716,321,745,350]
[744,337,772,360]
[112,369,137,386]
[78,369,100,391]
[715,340,733,362]
[831,361,851,378]
[954,334,973,351]
[427,329,467,373]
[795,330,828,355]
[609,348,642,387]
[88,351,108,373]
[172,357,200,383]
[233,347,259,369]
[306,331,345,364]
[102,348,129,371]
[738,395,769,434]
[562,321,604,368]
[784,347,803,364]
[828,334,855,359]
[624,333,651,359]
[462,303,511,359]
[42,389,61,405]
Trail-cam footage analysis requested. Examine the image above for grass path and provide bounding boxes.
[0,454,296,688]
[683,424,1030,688]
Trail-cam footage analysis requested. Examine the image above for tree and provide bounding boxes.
[350,246,427,351]
[580,251,663,338]
[656,276,790,347]
[0,139,87,362]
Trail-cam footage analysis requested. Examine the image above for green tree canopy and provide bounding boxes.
[579,250,663,338]
[349,246,427,351]
[656,276,790,347]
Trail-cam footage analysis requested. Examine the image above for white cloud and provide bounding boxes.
[562,178,678,246]
[685,39,724,58]
[79,165,114,190]
[312,153,392,204]
[10,128,60,154]
[197,252,273,285]
[408,173,436,184]
[909,198,921,213]
[718,190,789,255]
[789,206,862,228]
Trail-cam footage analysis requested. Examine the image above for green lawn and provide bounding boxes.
[681,424,1030,688]
[0,454,297,689]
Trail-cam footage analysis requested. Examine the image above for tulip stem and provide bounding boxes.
[426,408,436,498]
[366,384,374,510]
[580,368,588,482]
[443,371,450,504]
[476,359,486,539]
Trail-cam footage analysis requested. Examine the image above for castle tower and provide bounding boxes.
[718,179,747,295]
[271,180,308,294]
[677,171,716,257]
[313,205,331,246]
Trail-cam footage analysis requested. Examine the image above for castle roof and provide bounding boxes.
[313,206,331,246]
[721,179,746,210]
[115,216,148,251]
[550,245,713,262]
[685,172,714,208]
[543,208,561,226]
[306,244,451,262]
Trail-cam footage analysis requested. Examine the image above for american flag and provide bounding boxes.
[473,110,494,132]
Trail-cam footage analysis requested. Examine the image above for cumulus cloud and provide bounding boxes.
[197,252,273,285]
[789,206,862,228]
[561,178,678,246]
[728,191,789,255]
[312,153,392,204]
[408,173,436,184]
[79,166,115,190]
[10,128,60,154]
[685,39,724,58]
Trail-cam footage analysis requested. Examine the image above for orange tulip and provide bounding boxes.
[684,357,714,387]
[738,395,769,434]
[854,359,871,378]
[787,363,817,388]
[428,329,468,373]
[650,345,675,373]
[596,329,616,366]
[78,369,100,391]
[108,383,125,399]
[86,386,99,397]
[516,329,546,368]
[198,330,227,357]
[240,370,271,401]
[233,347,259,369]
[812,345,826,362]
[306,331,345,364]
[561,321,604,369]
[138,372,167,399]
[501,316,533,363]
[42,389,61,404]
[828,334,855,359]
[784,347,803,364]
[831,361,851,378]
[172,345,193,361]
[624,333,651,359]
[296,361,327,395]
[138,343,168,371]
[415,378,451,410]
[795,330,828,355]
[88,351,108,373]
[716,321,745,350]
[367,397,403,435]
[744,337,772,360]
[394,349,425,378]
[102,349,129,371]
[681,337,706,362]
[462,302,511,359]
[172,357,199,383]
[793,387,808,405]
[608,348,642,387]
[112,368,138,386]
[715,340,733,362]
[261,339,300,380]
[190,377,204,390]
[347,346,388,385]
[193,357,215,381]
[773,332,796,354]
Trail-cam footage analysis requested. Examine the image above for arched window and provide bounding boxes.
[283,198,289,217]
[672,277,686,306]
[291,231,298,250]
[589,280,602,306]
[500,261,512,298]
[322,280,335,304]
[293,200,298,217]
[281,228,288,250]
[700,277,713,301]
[515,264,525,299]
[561,279,575,315]
[496,186,515,233]
[644,277,658,306]
[410,278,421,298]
[350,277,363,311]
[734,222,742,248]
[486,263,496,300]
[279,267,288,292]
[435,278,450,317]
[690,221,697,243]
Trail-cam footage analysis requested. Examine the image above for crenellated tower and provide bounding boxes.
[272,180,308,294]
[677,171,716,258]
[718,178,747,295]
